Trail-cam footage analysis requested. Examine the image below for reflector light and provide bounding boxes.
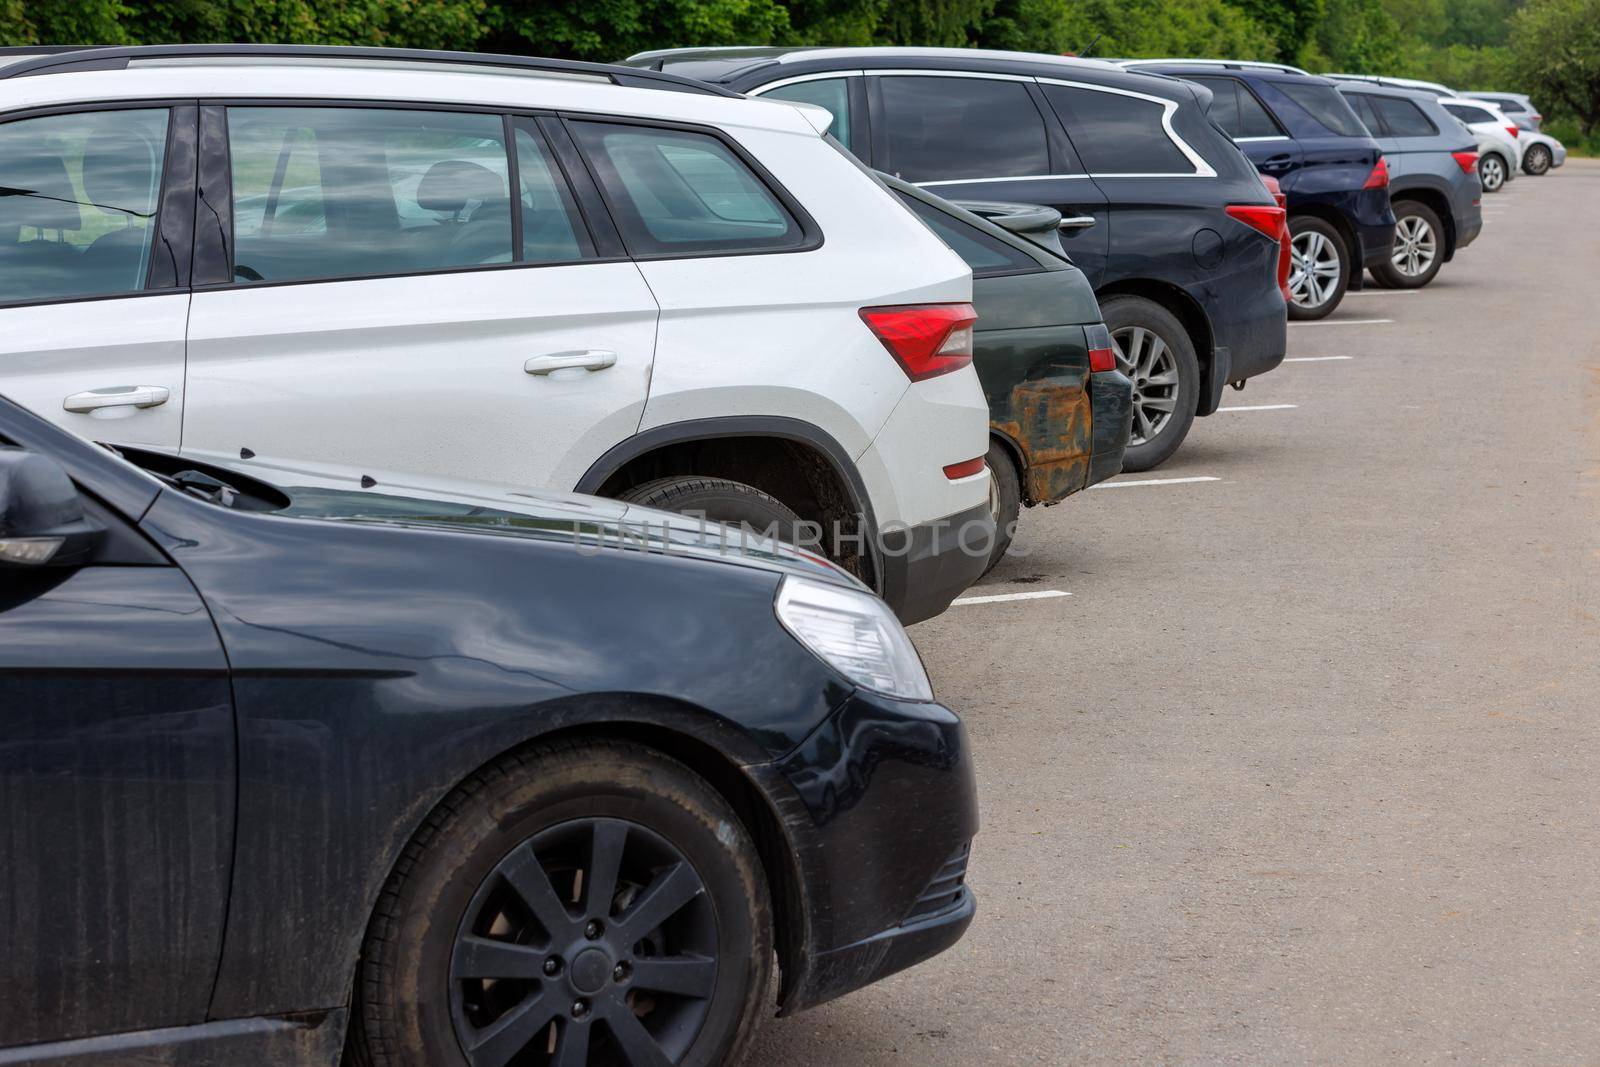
[942,457,985,480]
[1085,322,1116,373]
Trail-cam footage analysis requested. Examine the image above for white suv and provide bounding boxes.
[0,45,994,622]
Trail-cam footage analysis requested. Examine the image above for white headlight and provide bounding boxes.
[774,576,933,702]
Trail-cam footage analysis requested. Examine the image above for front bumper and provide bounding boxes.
[876,501,993,625]
[758,689,980,1014]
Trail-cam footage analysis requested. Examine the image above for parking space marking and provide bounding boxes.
[1218,403,1298,412]
[1283,355,1353,362]
[1290,319,1393,326]
[1091,475,1221,489]
[1346,289,1418,295]
[952,589,1072,606]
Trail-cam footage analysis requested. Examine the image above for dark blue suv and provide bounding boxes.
[1130,62,1396,321]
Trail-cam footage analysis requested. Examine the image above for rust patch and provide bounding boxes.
[994,377,1093,505]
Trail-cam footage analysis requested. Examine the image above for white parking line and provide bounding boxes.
[1218,403,1298,412]
[1090,475,1221,489]
[1283,355,1353,362]
[951,589,1072,606]
[1346,289,1418,295]
[1291,319,1393,326]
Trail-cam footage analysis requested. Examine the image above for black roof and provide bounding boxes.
[0,44,736,96]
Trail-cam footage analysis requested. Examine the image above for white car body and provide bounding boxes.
[1439,97,1523,187]
[0,51,992,621]
[1517,128,1567,172]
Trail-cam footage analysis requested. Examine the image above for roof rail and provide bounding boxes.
[0,43,737,96]
[1118,58,1312,76]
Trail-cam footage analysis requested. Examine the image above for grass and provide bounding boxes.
[1541,119,1600,157]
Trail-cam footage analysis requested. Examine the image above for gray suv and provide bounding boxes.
[1339,83,1483,289]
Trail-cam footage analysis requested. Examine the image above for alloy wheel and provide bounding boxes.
[1481,155,1505,191]
[1112,325,1180,447]
[1525,145,1551,175]
[1390,215,1438,279]
[451,817,718,1066]
[1289,230,1342,311]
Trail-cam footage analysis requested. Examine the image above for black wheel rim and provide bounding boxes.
[450,817,718,1067]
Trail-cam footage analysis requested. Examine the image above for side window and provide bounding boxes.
[569,121,804,256]
[759,79,852,148]
[1345,93,1384,134]
[1444,104,1494,125]
[227,107,512,284]
[1497,99,1526,114]
[1373,97,1439,137]
[512,124,593,263]
[894,193,1039,276]
[0,108,169,304]
[1194,77,1243,138]
[1274,81,1370,137]
[1042,85,1195,175]
[1235,84,1283,138]
[878,76,1052,181]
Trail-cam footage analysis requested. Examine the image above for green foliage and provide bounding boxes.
[482,0,788,61]
[1224,0,1325,62]
[1510,0,1600,133]
[974,0,1275,59]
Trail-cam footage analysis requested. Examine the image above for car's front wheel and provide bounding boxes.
[348,740,774,1067]
[1480,153,1508,191]
[619,476,808,551]
[1286,217,1348,320]
[1523,143,1552,176]
[1370,201,1444,289]
[1103,295,1199,473]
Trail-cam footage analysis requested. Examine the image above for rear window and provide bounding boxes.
[895,193,1039,276]
[878,76,1052,181]
[1276,81,1369,137]
[570,121,805,256]
[1192,77,1282,139]
[1344,92,1382,134]
[1494,98,1526,113]
[1373,97,1439,137]
[1042,85,1196,174]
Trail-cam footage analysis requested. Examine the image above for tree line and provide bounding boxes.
[4,0,1597,141]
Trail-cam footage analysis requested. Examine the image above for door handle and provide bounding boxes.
[1058,215,1097,231]
[523,350,617,376]
[63,385,171,413]
[1260,154,1293,171]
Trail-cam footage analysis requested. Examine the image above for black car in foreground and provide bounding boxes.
[627,46,1287,472]
[0,395,977,1065]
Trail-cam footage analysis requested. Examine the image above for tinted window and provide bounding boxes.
[1193,77,1281,139]
[229,107,512,283]
[1373,97,1438,137]
[760,79,852,148]
[879,76,1051,181]
[1497,99,1527,113]
[1236,84,1282,137]
[1042,85,1195,174]
[1444,103,1496,125]
[571,121,803,255]
[0,108,168,304]
[895,193,1039,275]
[512,125,592,263]
[1276,81,1369,137]
[1344,92,1383,134]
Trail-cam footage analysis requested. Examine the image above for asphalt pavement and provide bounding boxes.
[750,159,1600,1064]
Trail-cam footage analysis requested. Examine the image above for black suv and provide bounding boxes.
[628,48,1288,472]
[1128,62,1397,321]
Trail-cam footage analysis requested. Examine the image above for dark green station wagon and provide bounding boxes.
[883,175,1133,571]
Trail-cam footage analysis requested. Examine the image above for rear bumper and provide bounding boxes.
[1086,369,1133,487]
[876,501,993,625]
[763,689,980,1014]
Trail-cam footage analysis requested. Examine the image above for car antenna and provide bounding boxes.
[1075,33,1102,59]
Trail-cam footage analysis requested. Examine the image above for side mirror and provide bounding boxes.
[0,447,102,568]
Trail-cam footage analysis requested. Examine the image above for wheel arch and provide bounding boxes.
[987,427,1029,505]
[576,417,879,589]
[1094,279,1217,414]
[1289,203,1360,275]
[1389,182,1456,259]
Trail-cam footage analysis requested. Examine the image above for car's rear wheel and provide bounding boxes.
[980,440,1021,577]
[348,739,773,1067]
[1370,202,1444,289]
[1103,295,1199,473]
[618,476,810,553]
[1480,153,1508,191]
[1286,217,1348,320]
[1523,143,1552,176]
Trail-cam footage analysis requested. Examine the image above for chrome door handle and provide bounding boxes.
[63,385,171,413]
[1058,216,1097,231]
[523,350,617,375]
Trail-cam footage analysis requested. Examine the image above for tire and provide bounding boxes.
[1523,143,1552,176]
[980,440,1021,577]
[1286,216,1348,321]
[618,475,810,552]
[1102,295,1200,473]
[1370,201,1444,289]
[1480,152,1507,192]
[348,739,773,1067]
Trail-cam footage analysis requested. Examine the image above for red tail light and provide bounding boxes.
[1505,125,1519,139]
[859,303,978,382]
[942,457,985,480]
[1451,150,1479,173]
[1227,202,1291,302]
[1260,173,1288,210]
[1363,157,1390,189]
[1085,322,1116,373]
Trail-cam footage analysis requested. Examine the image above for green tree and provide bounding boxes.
[1511,0,1600,133]
[1309,0,1403,70]
[1224,0,1325,62]
[482,0,789,61]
